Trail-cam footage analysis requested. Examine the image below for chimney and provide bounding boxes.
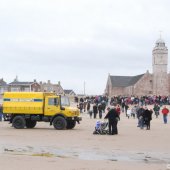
[48,80,50,84]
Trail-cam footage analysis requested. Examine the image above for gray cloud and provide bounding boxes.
[0,0,170,94]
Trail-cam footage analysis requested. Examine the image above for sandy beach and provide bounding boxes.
[0,106,170,170]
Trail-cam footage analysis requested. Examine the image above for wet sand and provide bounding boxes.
[0,108,170,170]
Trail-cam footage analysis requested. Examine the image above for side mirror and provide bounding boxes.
[61,106,65,110]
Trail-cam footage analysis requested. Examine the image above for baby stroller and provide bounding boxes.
[93,120,109,135]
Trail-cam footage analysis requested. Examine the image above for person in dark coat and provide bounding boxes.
[87,101,91,112]
[78,102,83,113]
[121,100,125,113]
[98,103,103,119]
[0,104,3,121]
[137,106,145,128]
[93,104,98,119]
[104,106,120,135]
[124,104,129,117]
[153,103,160,118]
[143,107,152,130]
[101,100,106,113]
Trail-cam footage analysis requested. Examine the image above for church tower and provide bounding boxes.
[152,37,169,95]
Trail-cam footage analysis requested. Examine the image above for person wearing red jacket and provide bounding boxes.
[162,106,169,124]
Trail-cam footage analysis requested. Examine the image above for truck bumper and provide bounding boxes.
[67,116,82,123]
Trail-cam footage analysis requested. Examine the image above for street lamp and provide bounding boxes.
[84,81,86,96]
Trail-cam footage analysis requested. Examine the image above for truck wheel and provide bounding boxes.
[67,120,76,129]
[26,120,37,128]
[53,117,67,130]
[12,116,26,129]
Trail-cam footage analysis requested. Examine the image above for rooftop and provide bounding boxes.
[110,74,144,87]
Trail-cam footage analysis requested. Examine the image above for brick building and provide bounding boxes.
[105,37,170,97]
[39,80,64,95]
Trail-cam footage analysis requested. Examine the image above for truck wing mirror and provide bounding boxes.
[61,106,65,110]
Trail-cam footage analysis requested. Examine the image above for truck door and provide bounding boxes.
[44,96,61,116]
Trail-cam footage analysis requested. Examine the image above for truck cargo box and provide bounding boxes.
[3,92,45,114]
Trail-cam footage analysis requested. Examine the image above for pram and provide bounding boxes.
[93,120,109,135]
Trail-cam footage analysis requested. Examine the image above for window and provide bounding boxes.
[61,96,70,106]
[149,91,152,94]
[48,98,58,106]
[11,87,20,92]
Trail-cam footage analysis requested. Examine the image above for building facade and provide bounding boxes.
[8,77,41,92]
[39,80,64,95]
[0,78,8,104]
[105,38,170,97]
[152,38,169,95]
[0,78,8,94]
[64,89,76,96]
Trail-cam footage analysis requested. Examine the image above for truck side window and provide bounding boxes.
[48,98,58,106]
[54,98,58,106]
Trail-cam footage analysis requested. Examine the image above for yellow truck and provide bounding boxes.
[3,92,82,129]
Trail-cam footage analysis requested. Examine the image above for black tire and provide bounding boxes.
[66,120,76,129]
[53,116,67,130]
[12,116,26,129]
[26,120,37,128]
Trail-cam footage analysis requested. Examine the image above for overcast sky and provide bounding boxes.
[0,0,170,95]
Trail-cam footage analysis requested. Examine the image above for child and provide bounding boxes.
[88,110,93,119]
[127,108,131,119]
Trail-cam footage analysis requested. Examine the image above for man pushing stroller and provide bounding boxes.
[104,106,120,135]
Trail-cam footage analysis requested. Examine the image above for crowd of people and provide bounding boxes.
[0,95,169,135]
[75,95,170,135]
[76,95,109,119]
[110,95,170,106]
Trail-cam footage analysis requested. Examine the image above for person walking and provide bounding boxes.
[0,104,3,121]
[98,103,103,119]
[93,103,98,119]
[101,100,106,113]
[126,108,131,119]
[78,102,84,113]
[131,105,137,118]
[121,100,125,113]
[87,100,91,112]
[153,103,160,118]
[104,106,120,135]
[87,100,93,118]
[124,104,129,117]
[143,107,152,130]
[161,106,169,124]
[137,106,145,128]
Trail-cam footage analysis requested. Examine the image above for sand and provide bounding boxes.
[0,106,170,170]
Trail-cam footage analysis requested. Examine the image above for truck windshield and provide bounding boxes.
[61,96,70,106]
